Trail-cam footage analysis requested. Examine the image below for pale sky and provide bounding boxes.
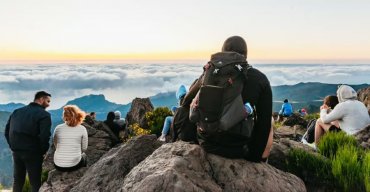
[1,0,370,64]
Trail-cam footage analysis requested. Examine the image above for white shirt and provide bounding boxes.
[53,123,88,167]
[320,100,370,135]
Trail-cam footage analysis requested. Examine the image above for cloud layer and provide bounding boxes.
[0,64,369,109]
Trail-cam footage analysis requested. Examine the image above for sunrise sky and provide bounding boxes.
[1,0,370,64]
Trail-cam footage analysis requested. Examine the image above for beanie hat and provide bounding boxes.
[176,85,187,101]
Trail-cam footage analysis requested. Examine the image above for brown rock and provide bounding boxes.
[125,98,154,129]
[357,86,370,114]
[354,124,370,149]
[70,135,162,192]
[121,141,306,192]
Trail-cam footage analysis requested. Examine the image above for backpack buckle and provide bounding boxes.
[213,69,219,74]
[235,64,243,71]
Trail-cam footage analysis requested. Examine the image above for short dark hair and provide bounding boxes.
[34,91,51,101]
[284,99,288,103]
[90,112,96,116]
[222,36,247,57]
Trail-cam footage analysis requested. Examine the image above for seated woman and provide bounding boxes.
[315,85,370,145]
[53,105,88,172]
[104,111,122,139]
[158,85,187,141]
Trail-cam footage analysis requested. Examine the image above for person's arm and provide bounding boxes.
[4,115,12,147]
[81,126,88,152]
[320,103,345,124]
[53,126,58,148]
[248,80,273,162]
[182,74,203,107]
[279,104,284,115]
[39,114,52,155]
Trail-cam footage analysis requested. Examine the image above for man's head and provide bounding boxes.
[34,91,51,108]
[90,112,96,119]
[222,36,247,57]
[284,99,288,103]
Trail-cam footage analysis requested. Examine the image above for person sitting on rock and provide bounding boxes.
[302,95,339,144]
[184,36,273,162]
[158,85,187,141]
[278,99,293,121]
[53,105,88,172]
[298,108,307,117]
[114,110,126,136]
[104,111,122,139]
[315,85,370,145]
[90,112,96,120]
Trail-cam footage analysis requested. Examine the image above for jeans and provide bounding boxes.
[161,116,173,135]
[12,151,43,192]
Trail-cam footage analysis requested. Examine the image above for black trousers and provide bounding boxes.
[12,151,43,192]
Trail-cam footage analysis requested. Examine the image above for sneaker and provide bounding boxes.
[158,134,166,142]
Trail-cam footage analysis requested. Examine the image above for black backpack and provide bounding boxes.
[303,119,316,143]
[190,52,254,141]
[172,106,198,143]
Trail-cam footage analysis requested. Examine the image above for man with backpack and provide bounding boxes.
[182,36,273,162]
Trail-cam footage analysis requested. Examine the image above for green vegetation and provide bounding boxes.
[363,153,370,192]
[0,183,3,190]
[145,107,172,136]
[22,170,49,192]
[332,145,363,191]
[273,121,283,130]
[287,132,370,191]
[317,131,358,159]
[303,113,319,121]
[287,149,333,184]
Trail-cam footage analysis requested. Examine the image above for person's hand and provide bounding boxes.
[320,104,329,110]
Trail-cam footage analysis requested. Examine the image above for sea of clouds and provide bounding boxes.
[0,64,369,109]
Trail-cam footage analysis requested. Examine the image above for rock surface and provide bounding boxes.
[357,86,370,114]
[122,141,306,192]
[283,114,308,128]
[125,98,154,129]
[354,124,370,149]
[274,126,306,141]
[70,135,162,192]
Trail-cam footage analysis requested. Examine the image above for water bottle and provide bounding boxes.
[245,102,253,115]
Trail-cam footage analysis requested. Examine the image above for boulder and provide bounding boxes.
[269,138,316,172]
[357,86,370,114]
[354,124,370,149]
[121,141,306,192]
[125,98,154,129]
[283,113,308,128]
[274,126,306,142]
[70,135,162,192]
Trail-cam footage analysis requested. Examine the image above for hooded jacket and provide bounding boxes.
[320,85,370,134]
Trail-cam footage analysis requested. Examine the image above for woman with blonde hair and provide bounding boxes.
[53,105,88,172]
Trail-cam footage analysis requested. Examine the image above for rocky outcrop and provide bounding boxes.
[283,114,308,128]
[40,122,119,192]
[269,138,316,172]
[70,135,162,192]
[354,124,370,149]
[125,98,154,129]
[357,86,370,114]
[122,141,306,192]
[274,126,306,142]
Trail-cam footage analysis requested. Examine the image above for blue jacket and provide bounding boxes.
[279,102,293,116]
[5,102,52,155]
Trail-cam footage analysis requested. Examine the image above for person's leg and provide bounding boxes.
[24,155,43,192]
[314,118,332,145]
[12,152,26,192]
[162,116,173,135]
[262,121,274,159]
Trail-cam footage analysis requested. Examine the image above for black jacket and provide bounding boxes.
[183,53,272,162]
[5,102,52,155]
